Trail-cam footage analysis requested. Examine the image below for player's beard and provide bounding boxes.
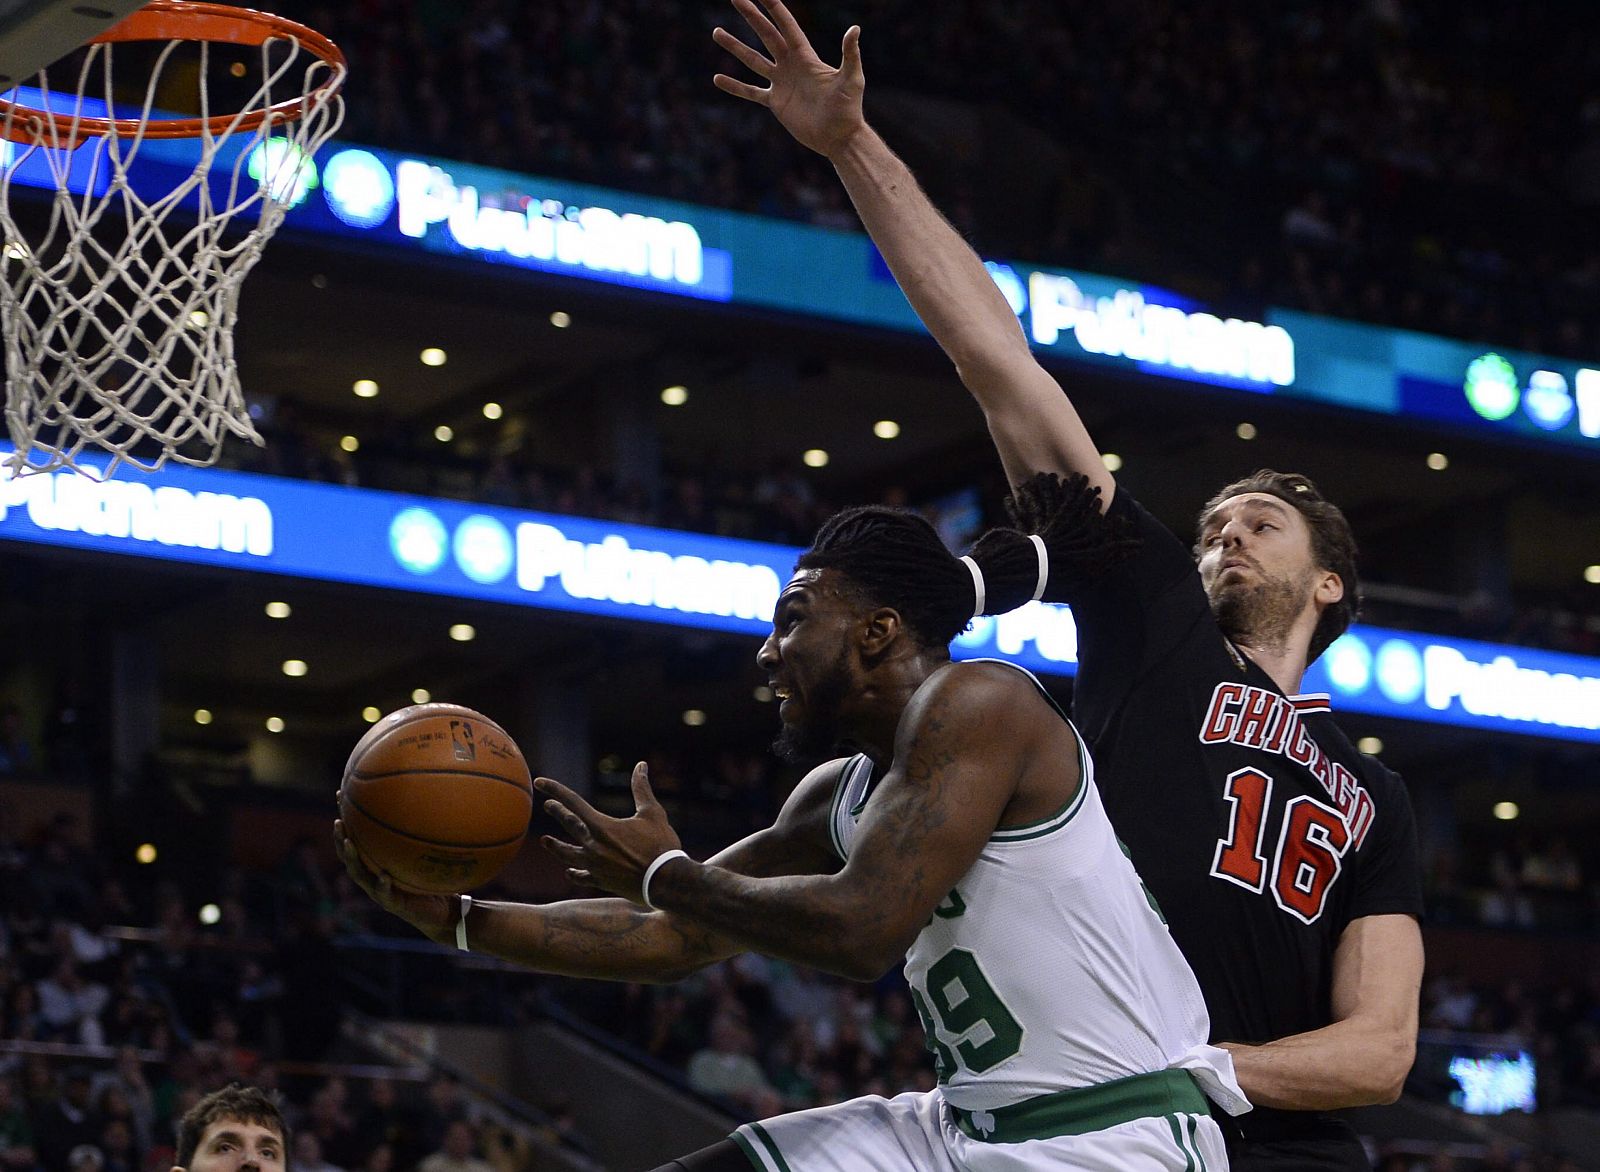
[773,645,854,764]
[1209,567,1317,654]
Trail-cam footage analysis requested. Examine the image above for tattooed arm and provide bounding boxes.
[333,757,844,983]
[548,662,1058,981]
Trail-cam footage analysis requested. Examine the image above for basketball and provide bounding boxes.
[338,703,534,895]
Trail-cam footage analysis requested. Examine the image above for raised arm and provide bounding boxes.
[1219,913,1423,1109]
[713,0,1111,502]
[333,759,843,984]
[541,666,1054,981]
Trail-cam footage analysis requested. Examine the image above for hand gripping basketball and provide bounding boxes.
[333,817,456,946]
[538,763,686,905]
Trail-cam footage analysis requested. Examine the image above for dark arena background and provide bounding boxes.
[2,1,1599,1169]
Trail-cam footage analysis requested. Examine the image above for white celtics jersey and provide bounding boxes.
[828,663,1216,1114]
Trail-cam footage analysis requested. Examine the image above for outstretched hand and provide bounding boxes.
[333,813,456,946]
[538,763,683,904]
[712,0,865,158]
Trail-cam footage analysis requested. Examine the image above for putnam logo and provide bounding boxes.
[1,466,273,556]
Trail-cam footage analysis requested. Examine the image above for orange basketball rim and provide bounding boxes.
[0,0,347,147]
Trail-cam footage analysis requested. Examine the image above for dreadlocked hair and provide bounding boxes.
[1003,472,1142,589]
[796,479,1139,652]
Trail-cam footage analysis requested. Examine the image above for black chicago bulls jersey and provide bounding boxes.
[1062,488,1423,1157]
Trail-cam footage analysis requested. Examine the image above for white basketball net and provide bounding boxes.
[0,32,344,477]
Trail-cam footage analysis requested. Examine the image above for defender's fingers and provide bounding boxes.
[712,26,774,77]
[756,0,813,53]
[730,0,786,56]
[533,776,605,823]
[713,74,770,104]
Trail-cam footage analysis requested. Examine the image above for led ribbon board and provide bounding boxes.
[3,453,1598,744]
[9,124,1600,451]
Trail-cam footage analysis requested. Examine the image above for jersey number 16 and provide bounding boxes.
[1210,767,1349,925]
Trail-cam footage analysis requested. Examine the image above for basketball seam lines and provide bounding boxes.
[351,768,532,793]
[343,793,530,850]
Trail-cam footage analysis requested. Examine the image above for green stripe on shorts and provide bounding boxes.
[731,1123,793,1172]
[951,1068,1211,1144]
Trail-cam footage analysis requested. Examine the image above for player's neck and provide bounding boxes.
[1231,635,1310,697]
[846,651,948,763]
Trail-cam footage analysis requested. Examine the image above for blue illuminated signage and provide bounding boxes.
[4,452,1599,743]
[1448,1051,1536,1116]
[322,148,395,228]
[1309,630,1600,743]
[10,122,1600,453]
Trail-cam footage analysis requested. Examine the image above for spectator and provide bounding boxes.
[0,706,33,775]
[290,1133,343,1172]
[416,1121,492,1172]
[685,1015,779,1116]
[31,1069,100,1172]
[35,961,109,1046]
[0,1078,37,1172]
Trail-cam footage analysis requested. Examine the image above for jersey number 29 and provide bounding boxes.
[910,948,1024,1081]
[1210,767,1349,924]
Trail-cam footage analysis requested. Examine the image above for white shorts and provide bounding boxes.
[731,1084,1226,1171]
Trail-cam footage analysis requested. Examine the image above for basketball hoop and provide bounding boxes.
[0,1,347,477]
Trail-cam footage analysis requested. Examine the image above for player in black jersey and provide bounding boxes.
[712,2,1426,1168]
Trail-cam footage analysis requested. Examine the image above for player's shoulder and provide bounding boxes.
[929,658,1048,708]
[898,660,1068,750]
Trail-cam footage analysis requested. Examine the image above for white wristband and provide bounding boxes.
[455,894,472,952]
[1028,534,1050,602]
[958,555,986,619]
[641,849,689,911]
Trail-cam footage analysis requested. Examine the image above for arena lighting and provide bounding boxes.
[352,379,379,398]
[1356,736,1383,755]
[340,435,360,453]
[549,311,572,328]
[265,716,286,733]
[193,708,213,725]
[1493,801,1520,821]
[482,402,503,420]
[1101,453,1123,471]
[1427,452,1450,470]
[1584,565,1600,584]
[420,347,447,367]
[362,706,381,722]
[1236,422,1257,440]
[802,449,829,468]
[281,659,308,677]
[873,420,900,439]
[264,601,291,618]
[753,685,775,702]
[449,623,476,641]
[682,708,707,727]
[135,843,157,864]
[434,425,454,443]
[661,385,689,406]
[412,688,431,704]
[198,903,222,925]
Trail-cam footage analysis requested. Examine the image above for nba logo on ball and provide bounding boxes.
[450,720,476,762]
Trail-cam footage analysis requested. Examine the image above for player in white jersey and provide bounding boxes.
[339,498,1248,1171]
